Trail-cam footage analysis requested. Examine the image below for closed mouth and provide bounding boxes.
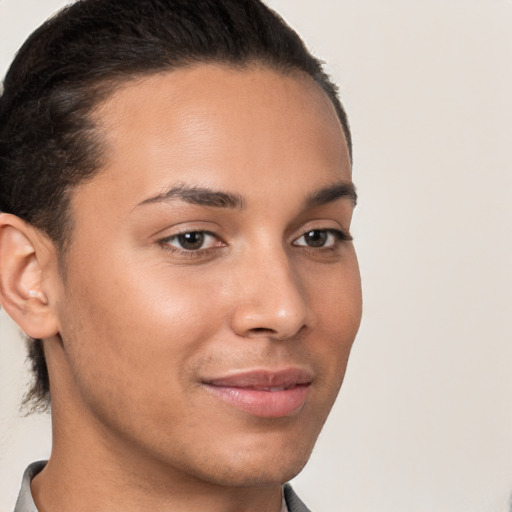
[202,367,313,418]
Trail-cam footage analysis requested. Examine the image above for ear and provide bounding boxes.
[0,213,60,339]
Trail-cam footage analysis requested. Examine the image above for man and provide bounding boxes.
[0,0,362,510]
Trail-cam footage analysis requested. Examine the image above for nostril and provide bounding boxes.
[248,327,276,335]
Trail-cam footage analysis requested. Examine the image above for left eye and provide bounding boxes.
[162,231,219,251]
[293,229,341,248]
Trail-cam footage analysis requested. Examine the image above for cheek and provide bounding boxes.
[56,257,223,412]
[307,253,362,387]
[308,247,362,325]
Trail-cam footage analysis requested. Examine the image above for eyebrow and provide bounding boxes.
[137,184,246,209]
[136,180,357,211]
[305,181,358,208]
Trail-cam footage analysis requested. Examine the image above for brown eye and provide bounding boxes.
[177,232,205,250]
[293,229,350,249]
[163,231,219,251]
[303,230,328,247]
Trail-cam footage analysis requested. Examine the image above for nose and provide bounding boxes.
[229,249,310,340]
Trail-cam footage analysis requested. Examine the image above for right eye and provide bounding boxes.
[160,231,221,252]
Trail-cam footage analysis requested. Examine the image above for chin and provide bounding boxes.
[183,435,316,488]
[202,459,310,488]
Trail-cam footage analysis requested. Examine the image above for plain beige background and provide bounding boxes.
[1,1,511,511]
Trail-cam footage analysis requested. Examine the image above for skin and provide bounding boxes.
[1,64,361,511]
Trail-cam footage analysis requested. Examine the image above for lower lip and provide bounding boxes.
[204,384,310,418]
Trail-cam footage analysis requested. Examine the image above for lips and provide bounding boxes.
[202,368,313,418]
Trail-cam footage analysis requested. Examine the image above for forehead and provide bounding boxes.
[76,64,351,213]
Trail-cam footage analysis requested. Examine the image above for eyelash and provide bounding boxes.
[158,228,352,256]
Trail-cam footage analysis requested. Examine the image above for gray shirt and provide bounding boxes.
[14,461,311,512]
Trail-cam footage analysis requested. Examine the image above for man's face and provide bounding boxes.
[49,64,362,486]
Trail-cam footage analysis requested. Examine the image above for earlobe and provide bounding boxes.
[0,213,59,339]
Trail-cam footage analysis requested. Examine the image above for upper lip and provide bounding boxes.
[203,367,314,389]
